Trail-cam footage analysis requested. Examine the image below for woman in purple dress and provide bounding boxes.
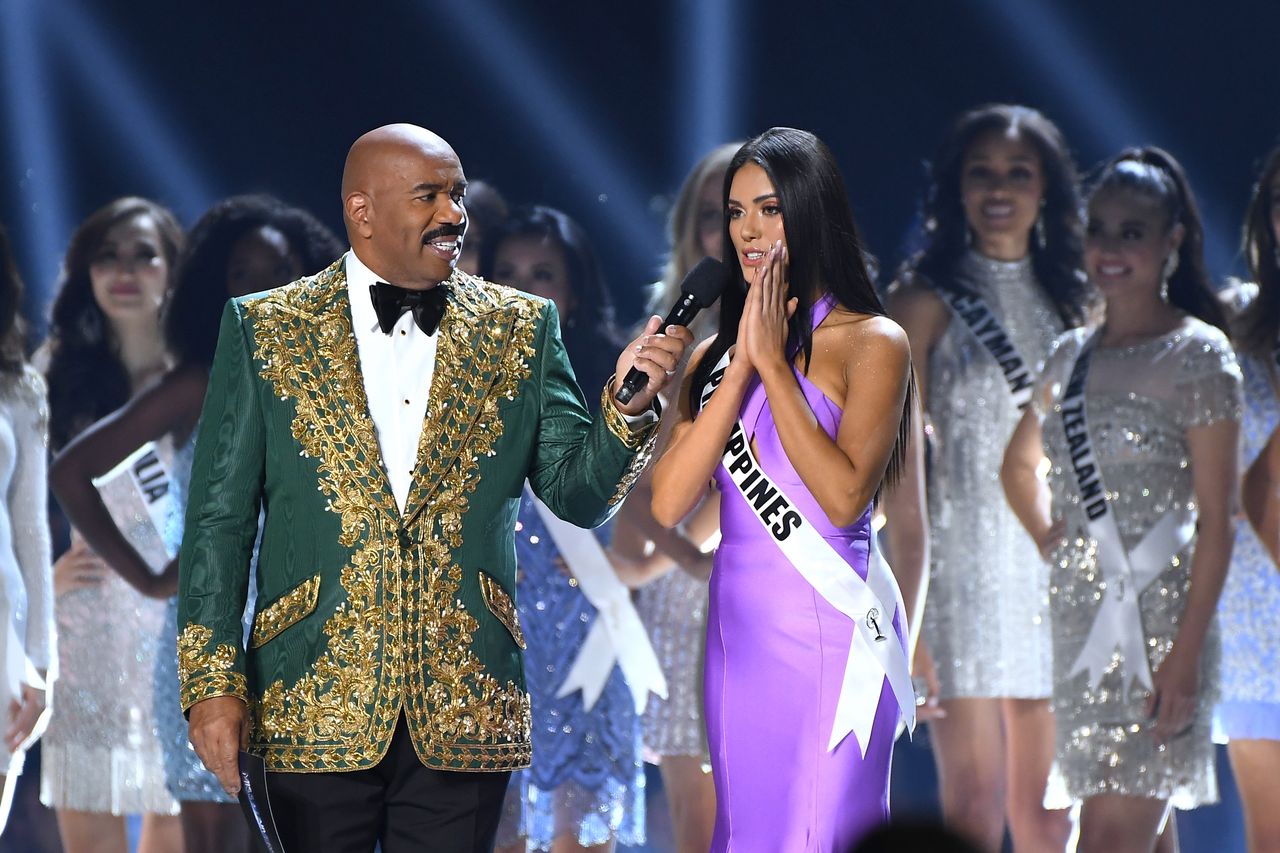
[651,128,924,851]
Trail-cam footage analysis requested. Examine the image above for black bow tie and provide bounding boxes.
[369,281,448,336]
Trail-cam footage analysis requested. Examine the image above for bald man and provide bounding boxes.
[176,124,690,851]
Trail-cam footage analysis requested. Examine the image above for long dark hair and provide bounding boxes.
[688,127,913,490]
[1236,144,1280,355]
[166,194,343,367]
[479,205,624,404]
[46,197,184,450]
[0,225,27,374]
[902,104,1088,327]
[1089,147,1228,332]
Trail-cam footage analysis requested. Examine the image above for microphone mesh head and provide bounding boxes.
[681,257,726,308]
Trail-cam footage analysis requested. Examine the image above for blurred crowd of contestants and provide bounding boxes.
[0,101,1275,853]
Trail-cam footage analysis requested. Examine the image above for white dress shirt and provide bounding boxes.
[345,250,438,514]
[345,250,655,513]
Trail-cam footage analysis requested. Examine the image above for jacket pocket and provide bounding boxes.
[479,572,526,649]
[250,575,321,649]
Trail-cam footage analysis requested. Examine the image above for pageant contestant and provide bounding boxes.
[651,127,923,851]
[177,125,689,852]
[614,141,741,853]
[1215,144,1280,853]
[0,225,54,830]
[49,195,341,853]
[888,103,1086,851]
[1002,148,1239,851]
[485,206,652,853]
[40,198,184,852]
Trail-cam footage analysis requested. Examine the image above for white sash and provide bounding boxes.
[942,288,1036,410]
[1060,333,1195,698]
[527,487,668,714]
[701,351,916,755]
[92,441,175,560]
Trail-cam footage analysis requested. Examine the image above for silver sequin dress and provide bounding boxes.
[1035,319,1241,808]
[635,569,710,760]
[41,436,180,816]
[922,251,1062,699]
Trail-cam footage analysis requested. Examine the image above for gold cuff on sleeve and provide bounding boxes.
[177,622,247,711]
[600,377,659,450]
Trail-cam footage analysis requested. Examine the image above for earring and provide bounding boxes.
[1034,216,1047,251]
[1160,253,1179,301]
[964,228,973,248]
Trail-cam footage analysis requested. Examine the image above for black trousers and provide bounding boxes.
[265,715,511,853]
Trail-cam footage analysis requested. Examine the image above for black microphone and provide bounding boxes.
[614,257,725,406]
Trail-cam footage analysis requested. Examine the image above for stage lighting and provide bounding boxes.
[53,0,217,224]
[1,0,72,315]
[419,0,662,277]
[977,0,1235,273]
[681,0,734,169]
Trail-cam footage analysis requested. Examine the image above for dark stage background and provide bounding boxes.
[4,0,1279,326]
[1,1,1274,850]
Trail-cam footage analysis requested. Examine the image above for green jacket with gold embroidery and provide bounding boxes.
[176,259,654,773]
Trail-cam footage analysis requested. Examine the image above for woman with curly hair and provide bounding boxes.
[886,104,1088,851]
[49,194,341,853]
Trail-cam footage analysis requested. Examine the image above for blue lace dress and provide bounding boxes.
[1215,352,1280,741]
[497,490,645,850]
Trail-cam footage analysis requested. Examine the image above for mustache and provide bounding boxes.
[422,222,467,244]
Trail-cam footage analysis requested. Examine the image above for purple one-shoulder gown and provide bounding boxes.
[705,296,903,851]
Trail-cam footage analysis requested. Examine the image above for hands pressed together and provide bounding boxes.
[730,241,798,381]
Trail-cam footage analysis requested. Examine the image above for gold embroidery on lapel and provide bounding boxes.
[245,261,400,770]
[250,575,322,649]
[402,274,534,522]
[177,622,247,711]
[402,273,538,769]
